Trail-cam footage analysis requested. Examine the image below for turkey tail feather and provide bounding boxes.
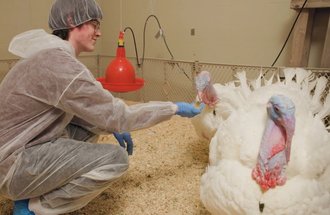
[283,68,296,85]
[311,77,328,114]
[235,71,251,98]
[250,72,262,90]
[317,92,330,120]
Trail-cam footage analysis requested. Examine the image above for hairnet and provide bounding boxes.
[48,0,103,31]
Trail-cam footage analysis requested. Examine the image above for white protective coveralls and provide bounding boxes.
[0,29,177,214]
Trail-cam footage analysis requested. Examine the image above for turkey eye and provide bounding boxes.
[213,109,216,116]
[274,106,280,113]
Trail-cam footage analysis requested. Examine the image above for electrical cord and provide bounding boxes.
[270,0,309,67]
[124,15,191,80]
[122,15,191,80]
[141,15,191,80]
[142,15,174,65]
[124,2,309,80]
[124,27,141,67]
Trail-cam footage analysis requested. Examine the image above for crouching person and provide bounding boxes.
[0,0,203,214]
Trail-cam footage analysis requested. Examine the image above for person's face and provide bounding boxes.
[69,19,101,55]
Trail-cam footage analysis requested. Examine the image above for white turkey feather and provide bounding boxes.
[311,76,328,114]
[283,68,296,85]
[263,72,275,86]
[317,92,330,119]
[294,68,311,86]
[250,72,262,90]
[234,71,251,99]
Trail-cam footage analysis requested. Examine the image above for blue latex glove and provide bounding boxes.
[175,102,205,118]
[113,132,134,155]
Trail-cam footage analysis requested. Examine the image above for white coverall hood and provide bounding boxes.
[8,29,75,58]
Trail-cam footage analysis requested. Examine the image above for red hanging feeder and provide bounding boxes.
[97,31,144,92]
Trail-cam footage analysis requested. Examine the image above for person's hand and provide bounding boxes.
[175,102,205,118]
[113,132,134,155]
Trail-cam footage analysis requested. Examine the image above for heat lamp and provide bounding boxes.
[97,31,144,92]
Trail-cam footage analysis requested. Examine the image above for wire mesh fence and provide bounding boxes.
[1,55,329,126]
[97,55,330,126]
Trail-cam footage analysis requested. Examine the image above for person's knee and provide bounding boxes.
[107,145,129,173]
[116,146,129,170]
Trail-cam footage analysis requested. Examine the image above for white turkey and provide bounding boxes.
[192,69,330,215]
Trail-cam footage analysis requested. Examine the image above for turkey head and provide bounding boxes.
[195,71,219,107]
[252,94,296,191]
